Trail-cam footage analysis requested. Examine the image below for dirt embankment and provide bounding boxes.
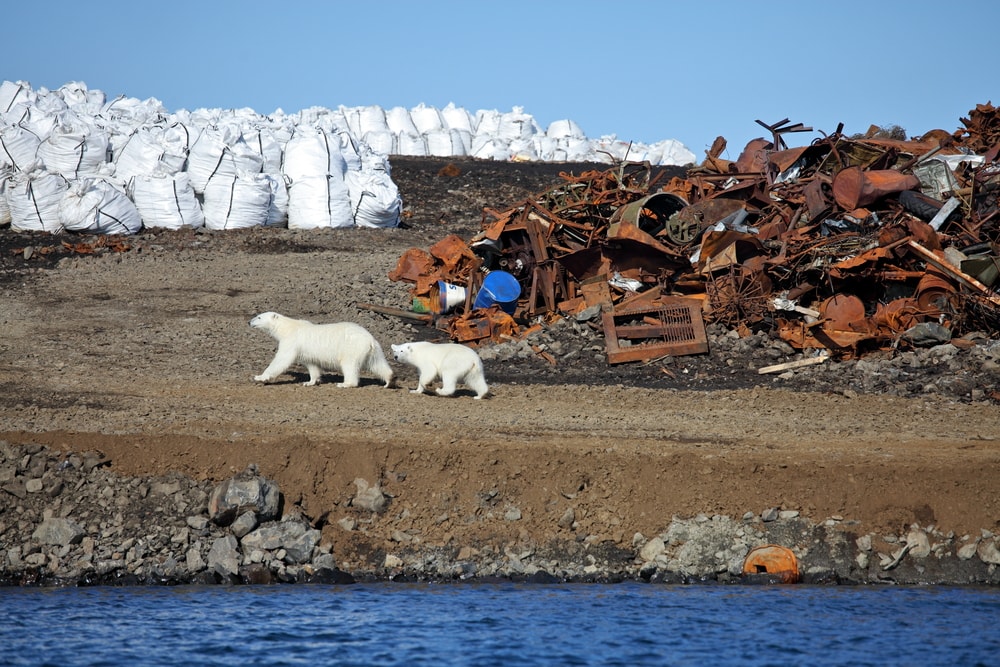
[1,156,999,583]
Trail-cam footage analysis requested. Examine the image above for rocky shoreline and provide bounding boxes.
[4,440,998,588]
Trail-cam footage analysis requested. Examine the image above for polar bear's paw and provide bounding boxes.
[253,374,269,383]
[303,379,319,386]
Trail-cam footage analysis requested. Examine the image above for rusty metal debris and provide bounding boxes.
[383,103,1000,363]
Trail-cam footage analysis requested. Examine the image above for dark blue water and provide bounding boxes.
[2,583,998,666]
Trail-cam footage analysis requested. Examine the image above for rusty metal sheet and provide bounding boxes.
[832,167,921,210]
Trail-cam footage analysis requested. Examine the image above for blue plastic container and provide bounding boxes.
[472,271,521,314]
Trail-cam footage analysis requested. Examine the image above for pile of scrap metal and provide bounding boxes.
[384,103,1000,364]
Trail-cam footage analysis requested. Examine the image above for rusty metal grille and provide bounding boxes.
[601,299,708,364]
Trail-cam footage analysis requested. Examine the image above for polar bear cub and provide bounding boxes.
[391,341,489,399]
[250,311,393,388]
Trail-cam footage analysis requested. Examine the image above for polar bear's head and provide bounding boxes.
[250,311,282,332]
[390,343,413,362]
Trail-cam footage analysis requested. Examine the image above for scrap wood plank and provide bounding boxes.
[758,354,830,374]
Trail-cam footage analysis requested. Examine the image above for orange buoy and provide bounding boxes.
[742,544,800,584]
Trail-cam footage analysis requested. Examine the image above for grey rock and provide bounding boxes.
[977,537,1000,565]
[186,547,206,573]
[207,535,241,576]
[230,511,258,539]
[208,474,281,526]
[240,520,320,565]
[902,322,952,347]
[32,517,85,546]
[350,478,387,513]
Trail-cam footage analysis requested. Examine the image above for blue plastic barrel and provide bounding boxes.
[472,271,521,314]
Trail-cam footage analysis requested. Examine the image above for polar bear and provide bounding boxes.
[250,311,394,388]
[391,341,489,399]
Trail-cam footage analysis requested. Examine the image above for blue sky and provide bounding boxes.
[5,0,997,161]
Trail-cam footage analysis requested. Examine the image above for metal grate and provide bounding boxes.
[601,299,708,364]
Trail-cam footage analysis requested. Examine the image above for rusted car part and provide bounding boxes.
[384,103,1000,361]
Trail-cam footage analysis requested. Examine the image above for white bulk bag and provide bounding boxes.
[186,125,264,194]
[127,171,205,230]
[0,123,42,170]
[410,103,444,134]
[396,132,427,156]
[470,135,509,161]
[0,166,11,226]
[114,122,192,183]
[335,129,363,172]
[561,136,597,162]
[385,106,419,136]
[202,171,272,230]
[546,119,585,139]
[347,168,401,229]
[6,166,68,232]
[59,177,143,234]
[241,126,284,174]
[363,130,396,156]
[356,105,389,136]
[473,109,502,136]
[58,81,105,108]
[425,128,467,157]
[287,173,354,229]
[441,103,475,133]
[263,173,289,227]
[282,128,348,182]
[0,80,34,115]
[497,107,540,142]
[36,112,109,178]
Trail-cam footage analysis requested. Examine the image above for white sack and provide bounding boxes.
[0,80,33,115]
[283,128,348,182]
[241,126,284,174]
[497,107,540,142]
[425,128,468,157]
[347,168,401,229]
[127,171,205,230]
[470,135,510,161]
[547,119,585,139]
[114,122,192,183]
[287,173,354,229]
[36,112,109,178]
[202,171,272,230]
[0,166,12,226]
[363,130,396,156]
[0,123,42,170]
[396,132,427,156]
[59,177,143,234]
[441,103,475,133]
[186,125,264,194]
[6,166,68,233]
[263,173,289,227]
[385,106,419,136]
[410,103,444,134]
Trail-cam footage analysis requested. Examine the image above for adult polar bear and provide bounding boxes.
[250,312,394,388]
[391,341,489,399]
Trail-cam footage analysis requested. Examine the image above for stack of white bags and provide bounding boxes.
[0,80,694,235]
